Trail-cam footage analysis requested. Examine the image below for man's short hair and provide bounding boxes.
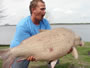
[29,0,45,14]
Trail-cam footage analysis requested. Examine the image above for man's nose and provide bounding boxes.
[43,10,46,14]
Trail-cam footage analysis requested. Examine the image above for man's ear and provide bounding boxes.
[31,8,36,13]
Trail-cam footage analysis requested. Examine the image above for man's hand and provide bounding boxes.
[17,56,36,62]
[27,56,36,61]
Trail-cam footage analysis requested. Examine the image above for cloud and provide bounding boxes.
[45,0,90,23]
[0,0,30,25]
[0,0,90,25]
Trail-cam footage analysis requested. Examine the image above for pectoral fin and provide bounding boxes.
[72,47,78,59]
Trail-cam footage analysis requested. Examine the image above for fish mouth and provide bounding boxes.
[79,41,84,46]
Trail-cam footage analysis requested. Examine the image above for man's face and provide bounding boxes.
[33,2,46,21]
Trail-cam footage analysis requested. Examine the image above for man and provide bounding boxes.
[10,0,59,68]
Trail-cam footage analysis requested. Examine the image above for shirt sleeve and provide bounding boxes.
[14,25,31,42]
[43,19,51,30]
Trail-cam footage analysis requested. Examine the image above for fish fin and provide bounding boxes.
[72,47,78,59]
[16,57,26,62]
[50,60,58,68]
[0,49,15,68]
[39,30,49,32]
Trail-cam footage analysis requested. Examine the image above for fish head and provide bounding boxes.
[74,35,84,47]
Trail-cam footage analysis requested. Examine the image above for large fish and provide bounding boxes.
[0,28,84,68]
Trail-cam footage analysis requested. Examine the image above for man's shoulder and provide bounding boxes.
[16,16,30,27]
[42,18,49,24]
[43,18,48,21]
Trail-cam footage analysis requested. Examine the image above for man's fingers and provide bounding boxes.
[27,56,36,61]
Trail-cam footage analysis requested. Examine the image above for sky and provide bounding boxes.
[0,0,90,25]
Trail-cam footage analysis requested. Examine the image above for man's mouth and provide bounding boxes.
[42,15,44,17]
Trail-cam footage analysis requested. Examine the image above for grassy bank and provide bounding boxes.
[0,42,90,68]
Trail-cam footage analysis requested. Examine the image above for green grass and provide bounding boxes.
[0,42,90,68]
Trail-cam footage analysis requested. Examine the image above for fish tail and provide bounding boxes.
[0,49,15,68]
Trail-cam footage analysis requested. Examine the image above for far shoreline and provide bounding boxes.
[0,23,90,26]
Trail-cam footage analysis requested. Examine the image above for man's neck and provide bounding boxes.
[31,16,40,25]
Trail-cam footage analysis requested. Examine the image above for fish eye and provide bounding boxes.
[80,37,82,41]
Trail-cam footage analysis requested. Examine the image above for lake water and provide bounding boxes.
[51,24,90,42]
[0,24,90,44]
